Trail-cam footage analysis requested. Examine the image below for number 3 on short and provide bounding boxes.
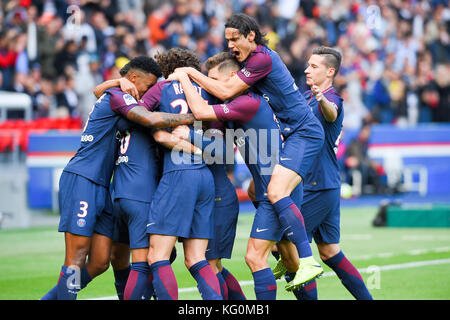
[78,201,88,217]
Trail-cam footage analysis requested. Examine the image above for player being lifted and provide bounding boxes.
[41,56,198,300]
[174,13,325,288]
[273,46,373,299]
[170,52,290,299]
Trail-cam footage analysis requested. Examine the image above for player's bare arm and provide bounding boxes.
[126,105,195,128]
[172,71,218,121]
[152,128,201,155]
[311,85,338,123]
[94,78,139,100]
[172,66,249,101]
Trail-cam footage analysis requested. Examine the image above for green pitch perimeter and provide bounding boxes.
[0,207,449,300]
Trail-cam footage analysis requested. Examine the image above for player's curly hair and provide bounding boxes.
[205,52,240,72]
[154,48,202,79]
[119,56,162,78]
[225,13,268,46]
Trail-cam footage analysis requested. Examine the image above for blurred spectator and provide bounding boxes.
[34,76,56,118]
[37,16,64,78]
[344,123,387,195]
[0,29,19,90]
[0,0,447,129]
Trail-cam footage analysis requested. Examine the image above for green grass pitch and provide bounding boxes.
[0,206,449,300]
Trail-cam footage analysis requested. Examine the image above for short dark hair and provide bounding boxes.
[225,13,268,46]
[205,52,240,72]
[120,56,162,78]
[154,48,202,79]
[312,46,342,78]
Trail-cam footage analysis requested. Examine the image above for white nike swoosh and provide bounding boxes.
[280,157,292,161]
[256,228,269,232]
[146,222,155,227]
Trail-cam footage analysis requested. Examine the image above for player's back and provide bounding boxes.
[205,122,238,207]
[303,86,344,191]
[64,88,126,187]
[158,80,218,173]
[113,118,160,202]
[218,92,283,201]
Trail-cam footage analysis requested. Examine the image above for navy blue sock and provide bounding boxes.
[124,262,150,300]
[150,260,178,300]
[252,268,277,300]
[56,265,80,300]
[273,197,312,258]
[324,251,373,300]
[189,260,222,300]
[285,272,318,300]
[113,266,130,300]
[42,266,90,300]
[41,285,57,300]
[221,267,246,300]
[80,266,92,289]
[143,272,155,300]
[216,271,228,300]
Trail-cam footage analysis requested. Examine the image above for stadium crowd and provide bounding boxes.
[0,0,448,127]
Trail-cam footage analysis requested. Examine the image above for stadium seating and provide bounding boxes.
[0,117,82,153]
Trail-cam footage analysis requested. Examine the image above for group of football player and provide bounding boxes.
[41,13,372,300]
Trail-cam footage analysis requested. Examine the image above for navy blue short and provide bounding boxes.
[206,195,239,260]
[279,113,324,179]
[301,188,341,244]
[58,171,114,238]
[250,200,284,242]
[113,198,150,249]
[147,168,215,239]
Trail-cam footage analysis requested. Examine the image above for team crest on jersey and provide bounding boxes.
[123,94,137,106]
[77,218,86,228]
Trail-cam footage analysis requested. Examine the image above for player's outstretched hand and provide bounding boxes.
[311,85,324,102]
[119,78,140,100]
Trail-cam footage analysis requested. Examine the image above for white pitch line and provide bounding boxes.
[87,258,450,300]
[351,246,450,260]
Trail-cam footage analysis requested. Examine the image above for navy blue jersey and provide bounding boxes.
[303,86,343,191]
[141,80,218,174]
[113,119,160,202]
[64,88,138,187]
[237,45,313,137]
[212,92,283,202]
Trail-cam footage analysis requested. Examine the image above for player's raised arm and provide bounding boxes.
[311,85,338,123]
[172,71,218,121]
[173,66,249,101]
[94,78,140,99]
[126,106,196,128]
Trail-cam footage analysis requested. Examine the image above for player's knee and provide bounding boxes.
[318,243,340,261]
[147,249,157,266]
[85,259,110,279]
[184,254,203,269]
[244,251,263,272]
[95,261,110,275]
[267,184,284,204]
